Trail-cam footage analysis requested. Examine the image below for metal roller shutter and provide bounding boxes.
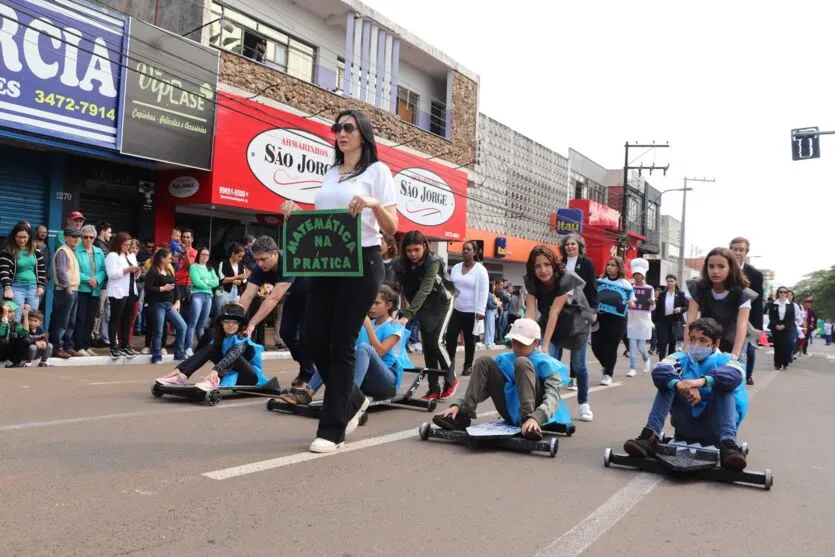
[0,146,48,235]
[78,194,141,238]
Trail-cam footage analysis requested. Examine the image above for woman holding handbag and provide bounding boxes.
[652,274,689,359]
[446,240,489,376]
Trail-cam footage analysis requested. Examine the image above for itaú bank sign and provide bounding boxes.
[0,0,126,148]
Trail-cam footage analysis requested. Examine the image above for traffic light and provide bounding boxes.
[792,127,821,161]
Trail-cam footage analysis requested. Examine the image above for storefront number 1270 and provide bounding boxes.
[56,192,72,201]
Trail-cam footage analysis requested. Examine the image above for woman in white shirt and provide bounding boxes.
[104,232,141,361]
[281,109,398,454]
[768,287,794,370]
[446,241,489,376]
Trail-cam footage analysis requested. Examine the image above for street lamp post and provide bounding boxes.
[678,176,715,281]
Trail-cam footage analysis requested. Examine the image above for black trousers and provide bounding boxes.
[73,292,98,350]
[445,309,476,372]
[303,247,383,444]
[421,301,454,391]
[176,342,258,384]
[773,330,792,369]
[108,296,136,350]
[280,292,316,382]
[591,314,627,376]
[656,316,679,359]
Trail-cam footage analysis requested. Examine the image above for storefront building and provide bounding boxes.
[154,91,468,256]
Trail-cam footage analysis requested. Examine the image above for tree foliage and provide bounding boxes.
[793,266,835,319]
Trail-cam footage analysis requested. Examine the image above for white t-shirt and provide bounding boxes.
[565,256,578,273]
[450,262,489,315]
[315,162,397,247]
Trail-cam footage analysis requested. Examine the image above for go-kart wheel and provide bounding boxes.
[151,384,163,398]
[206,390,222,406]
[764,469,773,490]
[359,412,369,426]
[741,442,749,455]
[548,437,558,458]
[266,399,277,411]
[427,399,438,412]
[604,448,613,467]
[418,422,431,441]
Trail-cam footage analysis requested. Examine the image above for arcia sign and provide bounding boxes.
[247,128,333,205]
[395,167,456,227]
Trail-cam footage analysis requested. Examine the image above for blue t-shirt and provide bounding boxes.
[357,318,412,389]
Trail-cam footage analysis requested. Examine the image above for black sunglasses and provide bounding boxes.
[331,122,357,134]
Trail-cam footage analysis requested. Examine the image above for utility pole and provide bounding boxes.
[677,176,715,281]
[619,141,670,257]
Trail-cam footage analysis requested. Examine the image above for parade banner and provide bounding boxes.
[633,285,654,311]
[0,0,126,148]
[118,18,219,169]
[282,210,362,277]
[596,279,633,317]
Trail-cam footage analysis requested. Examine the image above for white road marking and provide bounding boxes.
[531,371,778,557]
[202,383,621,480]
[0,399,266,432]
[88,380,153,385]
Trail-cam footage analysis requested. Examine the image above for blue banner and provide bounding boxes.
[556,208,583,235]
[0,0,126,148]
[596,279,633,317]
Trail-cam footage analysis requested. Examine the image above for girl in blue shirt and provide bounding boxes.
[280,285,411,404]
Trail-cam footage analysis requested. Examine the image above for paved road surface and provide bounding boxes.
[2,345,832,556]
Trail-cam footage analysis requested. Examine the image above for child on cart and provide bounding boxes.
[623,317,749,470]
[155,303,269,391]
[432,318,569,440]
[277,285,412,405]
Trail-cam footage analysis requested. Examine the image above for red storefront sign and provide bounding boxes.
[157,92,467,240]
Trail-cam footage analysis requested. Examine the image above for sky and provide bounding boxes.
[361,0,834,286]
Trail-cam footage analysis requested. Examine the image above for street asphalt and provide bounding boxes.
[2,343,833,557]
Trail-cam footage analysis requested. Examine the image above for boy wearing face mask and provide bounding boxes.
[622,317,749,470]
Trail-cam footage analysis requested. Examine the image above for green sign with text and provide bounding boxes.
[282,210,363,277]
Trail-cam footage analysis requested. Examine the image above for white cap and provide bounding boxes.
[505,318,541,346]
[631,257,649,277]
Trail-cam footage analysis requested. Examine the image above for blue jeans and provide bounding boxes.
[50,289,78,351]
[308,344,397,397]
[150,302,187,360]
[11,283,39,321]
[496,312,508,344]
[629,338,650,369]
[550,328,590,405]
[409,318,420,344]
[186,292,212,349]
[646,386,738,443]
[484,308,497,345]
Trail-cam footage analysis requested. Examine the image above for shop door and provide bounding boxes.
[79,194,141,239]
[0,146,48,236]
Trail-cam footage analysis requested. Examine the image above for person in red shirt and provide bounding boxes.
[174,228,197,349]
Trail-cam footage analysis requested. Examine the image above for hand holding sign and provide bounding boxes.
[281,200,301,217]
[283,210,362,277]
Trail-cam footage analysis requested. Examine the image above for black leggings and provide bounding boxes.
[445,309,476,372]
[656,316,679,359]
[176,342,258,385]
[591,314,627,376]
[108,296,136,350]
[303,247,383,444]
[421,302,454,391]
[772,330,792,369]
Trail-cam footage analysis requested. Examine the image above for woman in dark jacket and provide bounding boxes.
[395,230,456,401]
[652,274,689,359]
[768,286,794,370]
[0,221,47,321]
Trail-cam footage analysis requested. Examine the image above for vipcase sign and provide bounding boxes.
[0,0,126,149]
[159,92,468,240]
[118,18,219,170]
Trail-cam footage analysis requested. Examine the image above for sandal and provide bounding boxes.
[277,387,313,406]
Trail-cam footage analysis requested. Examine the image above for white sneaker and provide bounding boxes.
[345,397,371,437]
[185,348,194,358]
[566,379,578,391]
[626,369,636,377]
[161,348,168,355]
[643,358,652,373]
[600,375,613,386]
[76,349,89,357]
[578,403,594,422]
[140,347,150,355]
[309,438,344,453]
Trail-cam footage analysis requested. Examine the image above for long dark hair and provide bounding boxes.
[109,231,130,254]
[399,230,431,274]
[602,256,625,280]
[665,273,681,293]
[377,284,399,316]
[699,247,749,292]
[3,221,34,259]
[381,233,398,260]
[333,109,378,178]
[525,245,566,289]
[151,248,170,271]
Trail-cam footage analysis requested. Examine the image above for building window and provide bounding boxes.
[397,86,419,125]
[335,57,345,93]
[646,203,657,231]
[574,179,587,200]
[626,195,640,226]
[430,98,447,137]
[209,2,317,83]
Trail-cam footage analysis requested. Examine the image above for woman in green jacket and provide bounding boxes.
[74,224,107,355]
[186,246,219,351]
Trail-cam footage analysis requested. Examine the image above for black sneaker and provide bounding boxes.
[122,347,136,359]
[746,377,754,386]
[110,348,122,360]
[461,366,472,377]
[719,439,747,470]
[623,427,659,458]
[432,411,471,431]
